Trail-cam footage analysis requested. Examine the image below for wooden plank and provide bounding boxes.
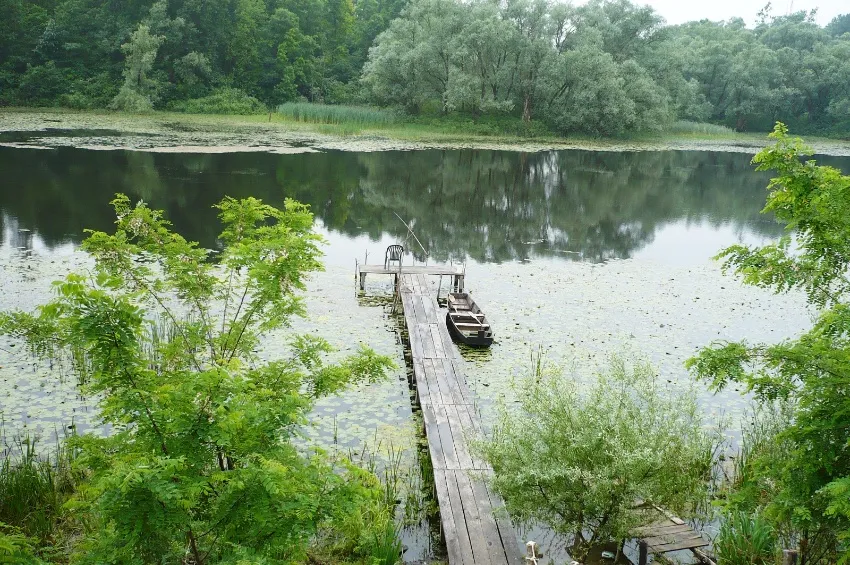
[648,536,710,553]
[428,358,455,404]
[470,477,513,565]
[408,322,425,360]
[445,404,475,470]
[454,470,493,565]
[443,359,472,404]
[431,323,449,359]
[434,404,460,470]
[443,470,477,565]
[422,403,447,470]
[644,531,703,546]
[433,469,466,565]
[422,294,439,323]
[635,524,692,537]
[418,323,437,358]
[413,358,433,406]
[359,264,464,276]
[483,481,522,564]
[422,359,446,405]
[457,404,489,470]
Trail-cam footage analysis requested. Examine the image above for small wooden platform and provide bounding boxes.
[356,263,465,291]
[634,507,714,565]
[399,273,521,565]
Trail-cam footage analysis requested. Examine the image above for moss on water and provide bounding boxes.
[3,108,850,156]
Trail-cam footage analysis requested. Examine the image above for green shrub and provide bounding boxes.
[475,355,719,561]
[176,87,266,114]
[109,86,154,112]
[0,522,46,564]
[16,62,66,106]
[714,511,777,565]
[277,102,396,126]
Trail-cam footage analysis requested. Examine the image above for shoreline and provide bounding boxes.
[3,107,850,156]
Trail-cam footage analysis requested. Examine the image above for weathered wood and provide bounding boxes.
[398,273,518,565]
[359,264,465,276]
[634,523,693,537]
[646,537,710,553]
[643,531,705,548]
[434,469,467,565]
[454,470,493,565]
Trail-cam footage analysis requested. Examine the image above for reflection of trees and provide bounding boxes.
[2,146,844,262]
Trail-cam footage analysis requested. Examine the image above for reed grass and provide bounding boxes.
[277,103,397,126]
[0,434,75,543]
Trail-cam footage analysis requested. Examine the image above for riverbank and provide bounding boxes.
[3,107,850,156]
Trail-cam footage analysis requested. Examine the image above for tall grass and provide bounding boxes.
[666,120,736,136]
[277,102,396,126]
[714,511,777,565]
[0,435,75,543]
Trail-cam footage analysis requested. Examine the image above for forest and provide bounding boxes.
[1,0,849,136]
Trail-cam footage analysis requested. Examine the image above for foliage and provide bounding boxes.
[1,0,849,135]
[714,511,777,565]
[0,522,46,565]
[474,356,718,560]
[0,437,74,547]
[687,124,850,563]
[175,87,266,115]
[110,24,163,112]
[0,195,396,564]
[277,102,395,125]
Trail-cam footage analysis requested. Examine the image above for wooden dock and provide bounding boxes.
[356,262,465,291]
[398,273,521,565]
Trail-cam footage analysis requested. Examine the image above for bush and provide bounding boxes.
[109,86,155,112]
[475,355,719,561]
[176,87,266,114]
[0,195,395,563]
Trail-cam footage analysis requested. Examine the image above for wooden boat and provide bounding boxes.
[446,292,494,347]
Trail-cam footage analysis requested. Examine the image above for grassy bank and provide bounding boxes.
[3,106,850,155]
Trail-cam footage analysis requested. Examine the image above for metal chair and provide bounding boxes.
[385,244,404,269]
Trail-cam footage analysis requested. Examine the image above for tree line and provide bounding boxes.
[1,0,849,134]
[363,0,850,135]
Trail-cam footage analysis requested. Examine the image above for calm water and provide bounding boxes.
[1,144,848,562]
[7,146,850,261]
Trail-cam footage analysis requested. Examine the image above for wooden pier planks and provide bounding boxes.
[399,274,521,565]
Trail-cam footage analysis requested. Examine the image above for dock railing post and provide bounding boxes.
[638,541,648,565]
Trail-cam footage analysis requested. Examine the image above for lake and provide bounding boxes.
[1,142,847,561]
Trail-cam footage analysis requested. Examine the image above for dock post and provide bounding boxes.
[638,541,648,565]
[457,275,464,292]
[359,271,367,291]
[782,550,798,565]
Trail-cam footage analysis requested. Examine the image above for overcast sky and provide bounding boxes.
[612,0,846,26]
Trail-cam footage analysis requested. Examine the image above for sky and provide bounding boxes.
[615,0,846,26]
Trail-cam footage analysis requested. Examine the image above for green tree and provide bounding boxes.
[687,124,850,564]
[110,23,164,111]
[475,356,717,561]
[0,195,395,564]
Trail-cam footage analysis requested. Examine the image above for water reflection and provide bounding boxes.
[2,146,847,262]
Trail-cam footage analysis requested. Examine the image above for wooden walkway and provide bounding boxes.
[398,273,521,565]
[634,505,714,565]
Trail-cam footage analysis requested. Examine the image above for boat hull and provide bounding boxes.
[446,312,494,347]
